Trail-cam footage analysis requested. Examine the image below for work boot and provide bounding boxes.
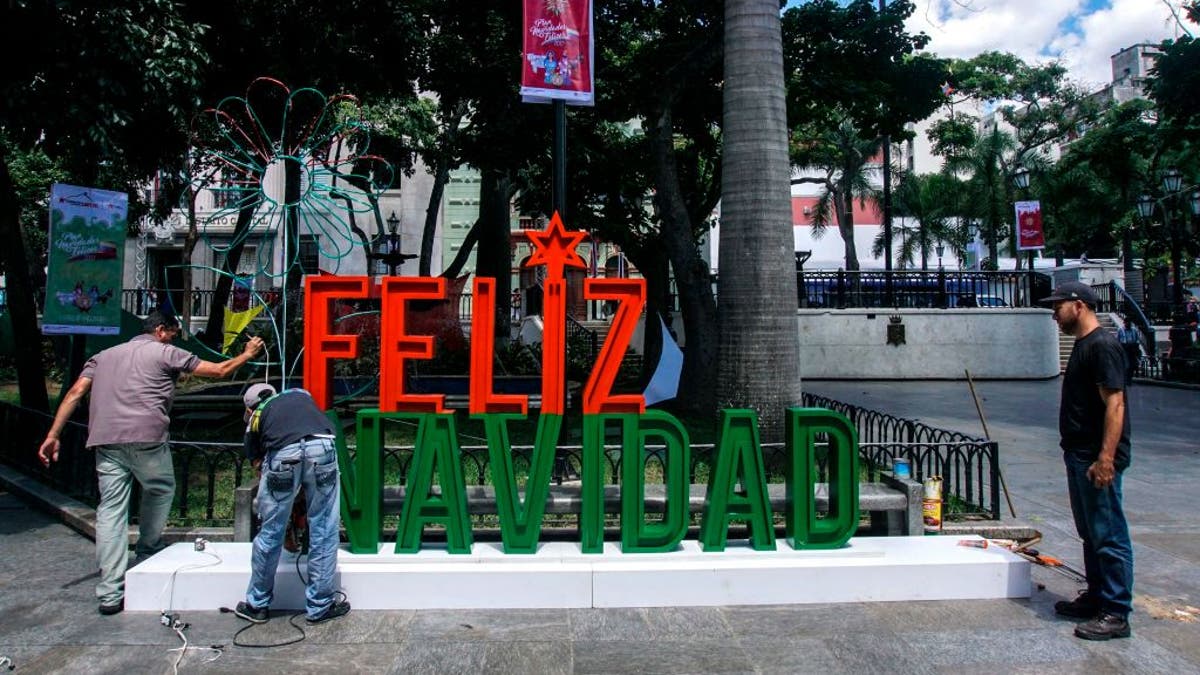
[1054,590,1101,618]
[1074,612,1131,640]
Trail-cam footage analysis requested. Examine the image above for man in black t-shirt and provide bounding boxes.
[234,384,350,625]
[1040,282,1134,641]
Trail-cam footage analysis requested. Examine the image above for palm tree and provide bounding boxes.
[717,0,802,437]
[879,171,957,270]
[792,117,881,271]
[944,125,1015,270]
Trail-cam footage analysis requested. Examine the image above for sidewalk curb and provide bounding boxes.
[0,463,234,544]
[0,463,97,540]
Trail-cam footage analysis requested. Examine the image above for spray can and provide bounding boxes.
[922,475,943,534]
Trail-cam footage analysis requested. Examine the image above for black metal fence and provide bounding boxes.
[2,390,1000,526]
[796,269,1052,310]
[802,393,1000,519]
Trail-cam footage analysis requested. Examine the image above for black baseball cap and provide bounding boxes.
[1039,281,1097,308]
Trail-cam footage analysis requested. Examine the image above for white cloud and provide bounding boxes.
[1053,0,1181,87]
[908,0,1183,89]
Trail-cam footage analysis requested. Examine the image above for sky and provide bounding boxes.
[904,0,1188,87]
[785,1,1191,88]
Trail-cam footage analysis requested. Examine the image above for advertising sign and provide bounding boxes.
[520,0,594,105]
[1014,200,1045,251]
[43,184,128,335]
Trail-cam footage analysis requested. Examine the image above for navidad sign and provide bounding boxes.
[303,214,859,555]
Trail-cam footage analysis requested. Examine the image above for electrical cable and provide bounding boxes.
[221,591,348,649]
[157,547,224,616]
[155,546,224,672]
[167,623,223,675]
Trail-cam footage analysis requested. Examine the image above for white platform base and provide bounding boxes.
[126,536,1030,611]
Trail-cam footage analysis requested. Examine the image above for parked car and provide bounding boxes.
[952,293,1009,308]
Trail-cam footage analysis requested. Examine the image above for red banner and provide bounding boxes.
[521,0,594,105]
[1014,200,1045,250]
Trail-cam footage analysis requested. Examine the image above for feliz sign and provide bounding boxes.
[304,215,859,555]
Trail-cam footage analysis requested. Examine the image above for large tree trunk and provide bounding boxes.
[717,0,802,439]
[200,172,263,348]
[834,185,860,271]
[180,186,198,330]
[647,106,718,415]
[0,149,49,412]
[420,104,464,276]
[475,169,513,345]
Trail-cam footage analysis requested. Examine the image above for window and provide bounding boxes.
[213,246,258,276]
[299,235,320,274]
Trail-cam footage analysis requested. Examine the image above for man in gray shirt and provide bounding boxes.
[38,311,264,615]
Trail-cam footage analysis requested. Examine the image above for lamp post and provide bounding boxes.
[371,211,418,276]
[1135,167,1195,314]
[935,243,945,270]
[1011,164,1034,271]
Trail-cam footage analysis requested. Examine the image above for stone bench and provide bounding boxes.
[234,473,922,541]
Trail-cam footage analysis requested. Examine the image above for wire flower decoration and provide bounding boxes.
[183,78,395,386]
[191,77,393,278]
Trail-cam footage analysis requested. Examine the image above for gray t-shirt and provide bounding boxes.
[79,334,200,447]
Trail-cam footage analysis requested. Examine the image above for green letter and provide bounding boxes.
[395,413,474,554]
[700,410,776,551]
[621,410,691,553]
[340,409,382,554]
[580,414,636,553]
[484,413,563,553]
[785,407,859,549]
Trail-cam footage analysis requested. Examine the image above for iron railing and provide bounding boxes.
[802,393,1000,519]
[2,390,1000,525]
[795,269,1051,310]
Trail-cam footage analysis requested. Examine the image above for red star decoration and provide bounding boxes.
[524,211,587,281]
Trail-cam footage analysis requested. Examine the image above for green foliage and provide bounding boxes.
[0,137,68,272]
[1147,3,1200,140]
[883,171,959,269]
[782,0,947,138]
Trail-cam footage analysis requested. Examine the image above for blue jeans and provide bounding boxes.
[1064,451,1134,618]
[245,438,341,618]
[94,442,175,605]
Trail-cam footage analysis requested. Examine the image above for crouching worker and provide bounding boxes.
[235,384,350,625]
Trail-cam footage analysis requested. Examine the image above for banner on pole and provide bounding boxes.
[520,0,594,105]
[43,184,128,335]
[1014,200,1045,251]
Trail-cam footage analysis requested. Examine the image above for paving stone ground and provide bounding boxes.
[1,378,1197,674]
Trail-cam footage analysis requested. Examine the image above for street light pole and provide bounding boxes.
[370,211,418,277]
[1011,164,1033,272]
[1135,167,1195,316]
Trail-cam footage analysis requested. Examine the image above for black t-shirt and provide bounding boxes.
[1060,328,1132,468]
[244,389,335,460]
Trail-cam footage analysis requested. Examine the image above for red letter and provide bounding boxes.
[582,278,646,414]
[540,279,567,415]
[380,277,448,413]
[304,276,369,410]
[469,278,528,415]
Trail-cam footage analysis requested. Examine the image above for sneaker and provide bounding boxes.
[306,600,350,624]
[234,601,269,624]
[1055,590,1101,618]
[1074,612,1131,640]
[98,600,123,616]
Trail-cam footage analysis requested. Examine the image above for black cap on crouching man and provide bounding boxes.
[1039,281,1098,309]
[243,383,276,422]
